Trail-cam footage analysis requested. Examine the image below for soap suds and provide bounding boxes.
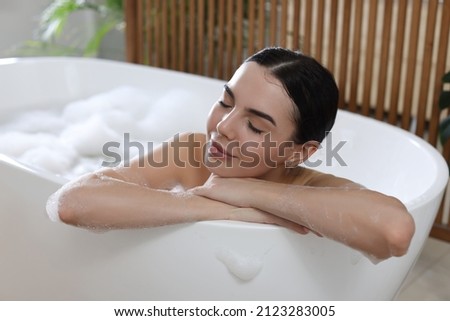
[0,86,208,180]
[215,247,264,281]
[45,188,64,223]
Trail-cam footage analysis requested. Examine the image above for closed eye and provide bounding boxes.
[218,100,233,108]
[247,120,263,134]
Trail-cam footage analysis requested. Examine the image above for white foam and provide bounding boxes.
[46,188,64,223]
[0,86,208,179]
[20,145,76,175]
[215,247,264,281]
[0,110,65,134]
[60,114,122,157]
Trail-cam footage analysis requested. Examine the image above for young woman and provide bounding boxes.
[48,47,415,261]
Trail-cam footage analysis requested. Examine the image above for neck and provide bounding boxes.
[257,165,302,184]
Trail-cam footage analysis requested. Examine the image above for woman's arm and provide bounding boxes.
[191,174,415,261]
[49,133,309,232]
[53,170,229,229]
[53,170,309,232]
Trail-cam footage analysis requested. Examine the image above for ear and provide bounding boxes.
[285,141,319,167]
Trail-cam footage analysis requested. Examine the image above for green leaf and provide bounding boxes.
[439,91,450,110]
[83,19,118,56]
[105,0,123,12]
[39,0,100,41]
[439,115,450,145]
[40,0,79,40]
[443,71,450,83]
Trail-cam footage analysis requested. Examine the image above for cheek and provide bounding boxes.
[258,140,294,165]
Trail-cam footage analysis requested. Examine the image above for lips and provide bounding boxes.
[209,141,235,159]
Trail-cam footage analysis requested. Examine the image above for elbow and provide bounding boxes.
[384,201,416,258]
[57,190,80,226]
[49,173,98,227]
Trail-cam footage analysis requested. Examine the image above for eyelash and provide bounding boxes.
[218,100,263,134]
[218,100,232,108]
[247,120,263,134]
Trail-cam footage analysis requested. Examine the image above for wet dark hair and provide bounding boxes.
[245,47,339,144]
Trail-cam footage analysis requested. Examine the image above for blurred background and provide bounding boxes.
[0,0,125,61]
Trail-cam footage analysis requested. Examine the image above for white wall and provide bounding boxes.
[0,0,123,60]
[0,0,52,57]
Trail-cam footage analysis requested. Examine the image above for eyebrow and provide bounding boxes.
[246,108,277,127]
[223,84,235,100]
[223,84,277,127]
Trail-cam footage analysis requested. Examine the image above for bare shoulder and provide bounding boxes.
[100,132,210,189]
[165,132,210,188]
[174,132,207,145]
[294,167,364,189]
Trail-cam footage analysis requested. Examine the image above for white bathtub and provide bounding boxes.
[0,57,447,300]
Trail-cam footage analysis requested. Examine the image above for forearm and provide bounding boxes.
[52,173,234,229]
[246,181,414,259]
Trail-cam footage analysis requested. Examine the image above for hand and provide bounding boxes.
[190,174,258,207]
[190,175,317,235]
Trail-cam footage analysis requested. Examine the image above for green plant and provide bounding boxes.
[14,0,124,57]
[42,0,124,56]
[439,71,450,145]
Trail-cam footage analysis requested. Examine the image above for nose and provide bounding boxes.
[216,109,237,140]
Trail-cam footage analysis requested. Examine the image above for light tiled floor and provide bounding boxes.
[396,237,450,300]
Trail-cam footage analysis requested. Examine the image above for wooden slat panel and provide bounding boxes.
[430,200,450,242]
[197,0,205,75]
[178,0,186,71]
[139,0,147,64]
[236,0,244,64]
[124,0,138,63]
[429,0,450,145]
[375,0,393,120]
[292,0,301,50]
[170,0,178,70]
[326,0,338,73]
[188,0,196,73]
[154,0,162,67]
[303,0,313,55]
[388,0,407,124]
[280,0,288,48]
[257,0,265,49]
[269,0,278,46]
[337,0,352,109]
[225,0,234,79]
[161,0,168,68]
[315,0,325,61]
[247,0,256,56]
[401,0,421,130]
[217,0,225,78]
[361,0,378,116]
[416,0,438,137]
[207,0,216,77]
[348,0,363,113]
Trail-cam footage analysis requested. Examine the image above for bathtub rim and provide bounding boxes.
[329,111,449,212]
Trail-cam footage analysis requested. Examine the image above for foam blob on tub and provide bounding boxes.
[215,247,264,281]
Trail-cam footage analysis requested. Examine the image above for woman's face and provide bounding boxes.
[205,62,300,178]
